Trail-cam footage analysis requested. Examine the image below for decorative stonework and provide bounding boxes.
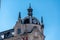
[0,4,45,40]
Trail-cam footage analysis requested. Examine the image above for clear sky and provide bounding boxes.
[0,0,60,40]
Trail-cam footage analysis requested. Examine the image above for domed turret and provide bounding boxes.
[23,4,40,25]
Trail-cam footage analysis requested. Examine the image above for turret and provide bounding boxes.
[14,12,22,36]
[41,16,44,34]
[18,12,22,23]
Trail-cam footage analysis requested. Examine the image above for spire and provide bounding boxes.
[18,12,22,23]
[27,3,33,16]
[41,16,44,28]
[41,16,43,24]
[18,12,21,20]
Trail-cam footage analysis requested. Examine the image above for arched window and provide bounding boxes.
[17,29,21,34]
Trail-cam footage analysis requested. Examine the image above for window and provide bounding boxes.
[17,29,21,34]
[24,19,30,24]
[33,19,37,24]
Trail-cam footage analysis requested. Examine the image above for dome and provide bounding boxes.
[23,16,40,25]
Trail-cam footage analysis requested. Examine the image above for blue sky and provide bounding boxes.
[0,0,60,40]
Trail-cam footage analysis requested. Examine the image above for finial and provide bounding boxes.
[41,16,43,23]
[29,3,31,8]
[18,12,21,19]
[27,3,33,16]
[41,16,44,29]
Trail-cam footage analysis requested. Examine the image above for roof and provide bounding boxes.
[0,29,14,39]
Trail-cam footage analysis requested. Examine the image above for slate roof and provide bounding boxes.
[0,29,14,39]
